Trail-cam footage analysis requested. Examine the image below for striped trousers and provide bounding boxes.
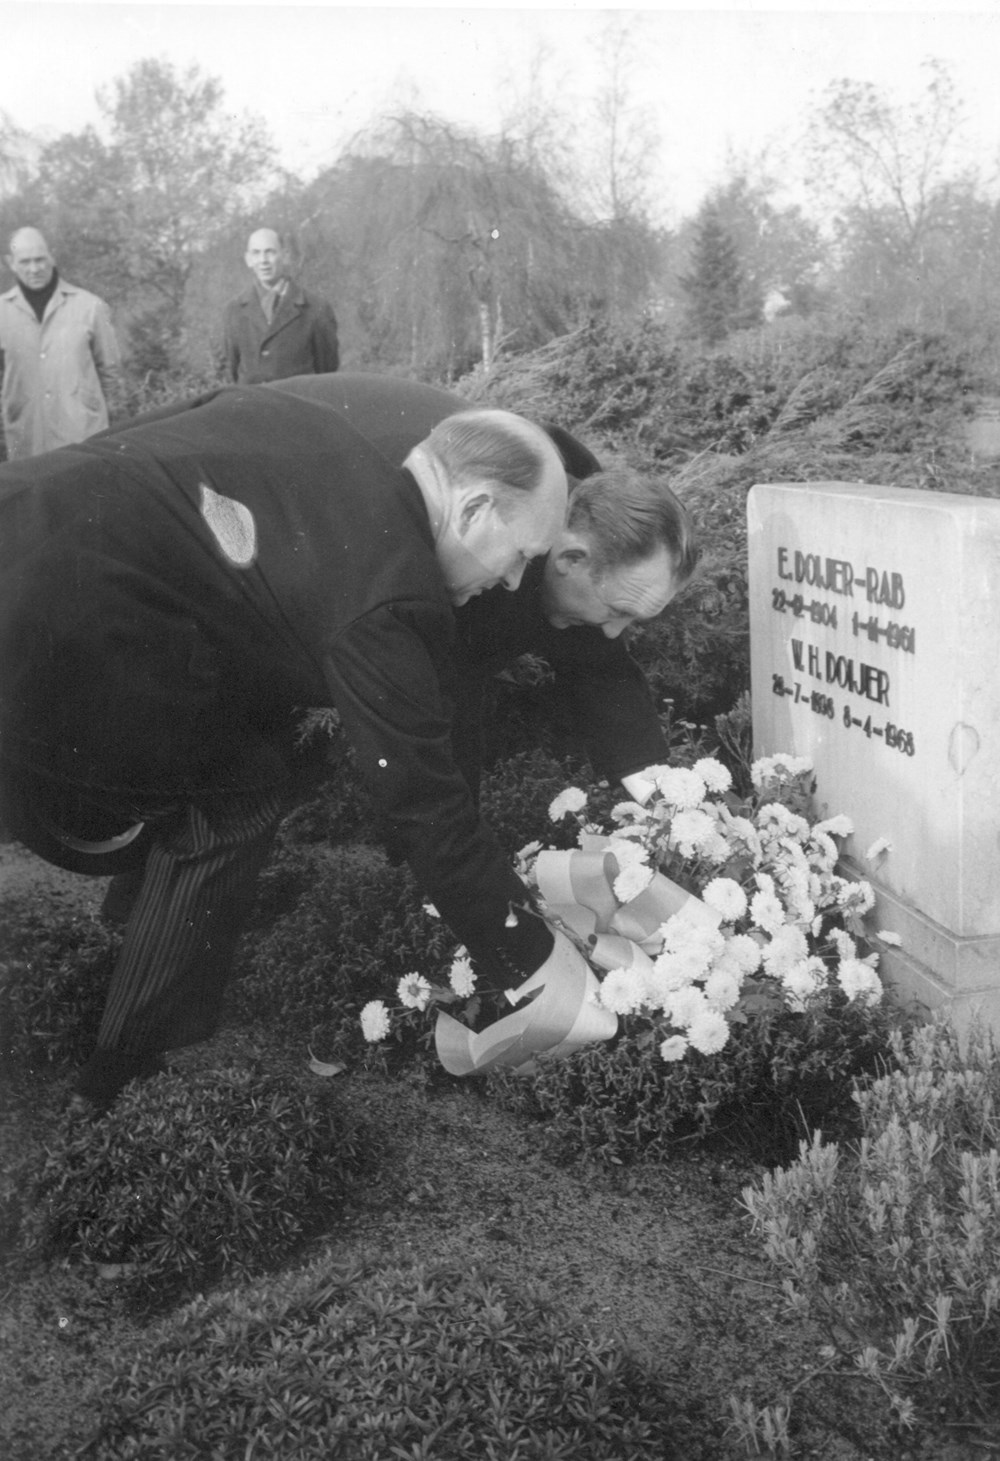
[77,786,285,1105]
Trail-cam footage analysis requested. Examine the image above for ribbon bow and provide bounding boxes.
[434,838,720,1078]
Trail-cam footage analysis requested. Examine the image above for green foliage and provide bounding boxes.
[83,1260,682,1459]
[743,1017,1000,1440]
[23,1066,365,1306]
[235,844,454,1058]
[680,206,760,345]
[492,989,897,1168]
[478,748,589,855]
[0,895,120,1075]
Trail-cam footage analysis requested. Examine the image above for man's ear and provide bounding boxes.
[457,491,493,538]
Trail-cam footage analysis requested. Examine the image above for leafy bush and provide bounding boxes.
[493,990,897,1167]
[478,748,589,855]
[0,895,120,1075]
[83,1260,685,1459]
[742,1017,1000,1441]
[234,844,455,1059]
[23,1066,366,1305]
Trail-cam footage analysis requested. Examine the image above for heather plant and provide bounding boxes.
[742,1017,1000,1444]
[234,843,454,1061]
[0,894,120,1075]
[492,989,897,1167]
[22,1066,366,1306]
[82,1259,686,1459]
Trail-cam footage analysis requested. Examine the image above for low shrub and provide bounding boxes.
[23,1065,366,1306]
[492,989,897,1167]
[0,895,120,1075]
[83,1260,686,1459]
[478,747,589,855]
[234,844,455,1059]
[742,1016,1000,1442]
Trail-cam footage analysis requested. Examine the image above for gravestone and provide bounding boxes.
[747,481,1000,1028]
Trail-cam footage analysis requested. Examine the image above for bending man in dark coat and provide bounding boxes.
[0,386,569,1109]
[269,372,699,802]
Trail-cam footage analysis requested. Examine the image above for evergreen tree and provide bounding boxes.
[679,207,750,345]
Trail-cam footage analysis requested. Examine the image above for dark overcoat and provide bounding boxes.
[222,284,340,384]
[269,373,670,788]
[0,385,548,974]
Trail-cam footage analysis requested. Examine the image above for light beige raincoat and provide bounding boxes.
[0,279,120,459]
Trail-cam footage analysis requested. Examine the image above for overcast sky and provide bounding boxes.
[2,2,1000,223]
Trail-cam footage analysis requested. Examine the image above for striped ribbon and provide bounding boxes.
[434,837,720,1078]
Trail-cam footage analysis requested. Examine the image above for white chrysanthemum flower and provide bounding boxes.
[877,929,902,947]
[837,958,883,1006]
[653,766,707,810]
[694,757,732,794]
[397,972,432,1010]
[448,954,477,997]
[716,933,763,977]
[830,927,857,963]
[757,803,810,840]
[687,1008,730,1055]
[657,912,726,967]
[668,984,711,1029]
[614,860,655,903]
[781,956,826,1011]
[701,829,733,865]
[751,753,812,789]
[360,1000,391,1042]
[659,1034,689,1062]
[702,877,748,923]
[814,814,854,839]
[763,924,809,977]
[750,887,786,936]
[670,808,718,856]
[865,836,893,863]
[548,786,588,821]
[838,879,875,914]
[609,836,648,866]
[805,831,840,872]
[703,967,742,1012]
[610,800,650,825]
[598,966,647,1015]
[646,954,696,1007]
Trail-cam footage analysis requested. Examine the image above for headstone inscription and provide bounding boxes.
[747,481,1000,1027]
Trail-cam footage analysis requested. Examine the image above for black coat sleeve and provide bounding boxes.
[323,599,552,981]
[311,303,340,374]
[544,628,670,783]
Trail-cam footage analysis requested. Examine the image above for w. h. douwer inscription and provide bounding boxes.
[748,481,1000,1029]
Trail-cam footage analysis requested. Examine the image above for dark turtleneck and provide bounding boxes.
[18,269,60,322]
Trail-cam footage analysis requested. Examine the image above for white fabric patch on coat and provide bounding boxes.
[199,482,257,567]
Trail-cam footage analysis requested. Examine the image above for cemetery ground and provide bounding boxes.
[0,838,988,1461]
[5,316,1000,1458]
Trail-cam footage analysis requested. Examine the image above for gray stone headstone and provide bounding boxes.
[748,481,1000,1027]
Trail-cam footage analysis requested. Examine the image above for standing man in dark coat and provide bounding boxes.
[222,229,339,384]
[268,372,699,802]
[0,386,572,1111]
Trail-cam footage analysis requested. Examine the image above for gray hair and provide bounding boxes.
[423,410,557,511]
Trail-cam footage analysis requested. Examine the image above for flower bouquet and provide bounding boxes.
[361,752,895,1084]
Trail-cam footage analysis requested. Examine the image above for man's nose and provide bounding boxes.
[601,616,630,639]
[501,560,527,591]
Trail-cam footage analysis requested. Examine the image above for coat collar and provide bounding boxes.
[1,277,81,316]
